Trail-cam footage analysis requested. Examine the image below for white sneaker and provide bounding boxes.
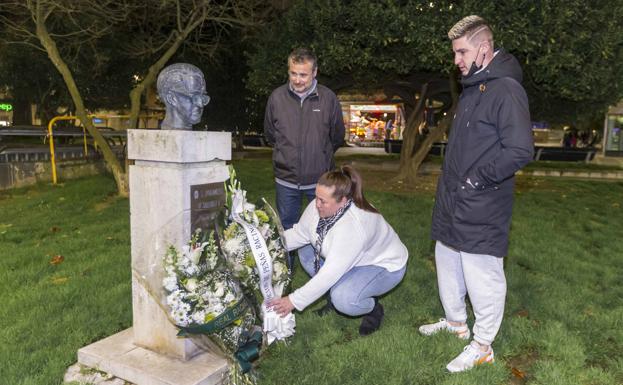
[418,318,471,340]
[446,341,495,373]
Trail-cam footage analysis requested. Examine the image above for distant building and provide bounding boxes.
[604,100,623,157]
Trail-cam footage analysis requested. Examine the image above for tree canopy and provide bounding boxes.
[247,0,623,127]
[0,0,269,195]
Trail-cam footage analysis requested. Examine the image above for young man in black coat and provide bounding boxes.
[419,15,534,372]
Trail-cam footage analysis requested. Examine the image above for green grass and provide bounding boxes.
[0,177,131,385]
[1,160,622,385]
[522,161,622,171]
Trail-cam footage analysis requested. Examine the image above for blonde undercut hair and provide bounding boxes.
[448,15,493,46]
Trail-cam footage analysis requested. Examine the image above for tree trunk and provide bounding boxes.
[34,11,128,196]
[396,73,459,183]
[397,83,429,181]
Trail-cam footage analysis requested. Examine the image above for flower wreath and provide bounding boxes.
[162,167,295,383]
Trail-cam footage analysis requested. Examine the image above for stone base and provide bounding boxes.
[77,328,229,385]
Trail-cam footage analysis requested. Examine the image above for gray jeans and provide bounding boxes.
[298,245,406,316]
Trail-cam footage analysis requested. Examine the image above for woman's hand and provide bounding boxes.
[268,296,294,317]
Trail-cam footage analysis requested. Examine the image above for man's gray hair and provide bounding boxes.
[448,15,493,42]
[288,47,318,70]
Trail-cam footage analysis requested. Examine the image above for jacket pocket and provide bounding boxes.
[454,183,501,226]
[273,146,287,171]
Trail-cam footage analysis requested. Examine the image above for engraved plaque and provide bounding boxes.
[190,182,226,234]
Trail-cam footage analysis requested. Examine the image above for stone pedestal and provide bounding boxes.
[77,130,232,385]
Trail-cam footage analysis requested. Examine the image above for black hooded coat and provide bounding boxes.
[431,49,534,257]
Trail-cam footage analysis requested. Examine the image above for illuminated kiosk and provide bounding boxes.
[343,103,405,143]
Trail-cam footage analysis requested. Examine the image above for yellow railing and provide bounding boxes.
[47,114,161,184]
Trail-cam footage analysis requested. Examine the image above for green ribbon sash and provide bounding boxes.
[176,300,248,337]
[235,330,263,373]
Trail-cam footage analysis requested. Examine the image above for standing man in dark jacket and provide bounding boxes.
[419,16,534,372]
[264,48,345,269]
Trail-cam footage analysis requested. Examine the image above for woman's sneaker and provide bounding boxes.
[418,318,470,340]
[446,341,494,372]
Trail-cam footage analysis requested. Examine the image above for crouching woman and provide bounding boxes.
[269,165,408,335]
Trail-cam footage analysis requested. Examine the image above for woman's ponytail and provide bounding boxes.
[318,165,378,214]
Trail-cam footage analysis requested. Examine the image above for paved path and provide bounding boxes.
[337,147,623,181]
[240,146,623,180]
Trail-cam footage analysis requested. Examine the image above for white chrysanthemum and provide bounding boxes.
[182,262,199,276]
[211,303,225,315]
[173,313,190,327]
[273,261,286,277]
[163,276,178,292]
[222,237,244,255]
[200,288,215,302]
[192,310,206,324]
[176,254,190,271]
[166,290,184,306]
[224,292,236,303]
[172,302,191,326]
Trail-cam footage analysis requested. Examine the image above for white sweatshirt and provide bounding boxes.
[285,200,408,311]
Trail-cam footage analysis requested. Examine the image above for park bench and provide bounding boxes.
[242,134,267,147]
[533,146,596,163]
[384,139,447,156]
[384,140,597,163]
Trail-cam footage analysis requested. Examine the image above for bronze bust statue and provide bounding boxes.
[157,63,210,130]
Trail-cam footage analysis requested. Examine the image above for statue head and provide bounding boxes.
[157,63,210,130]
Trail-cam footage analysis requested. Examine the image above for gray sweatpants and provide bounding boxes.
[435,241,506,346]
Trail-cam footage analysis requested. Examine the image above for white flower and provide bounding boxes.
[189,242,208,265]
[259,223,270,238]
[244,202,256,212]
[213,281,225,298]
[164,265,176,275]
[205,253,217,270]
[192,310,206,324]
[166,290,184,306]
[184,278,198,292]
[172,302,192,326]
[222,237,245,256]
[224,292,236,303]
[233,263,246,272]
[163,276,178,292]
[211,303,225,315]
[181,244,191,257]
[273,261,286,277]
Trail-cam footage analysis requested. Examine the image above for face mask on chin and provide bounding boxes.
[465,60,483,78]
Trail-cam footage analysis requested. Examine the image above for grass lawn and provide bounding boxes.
[1,159,622,385]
